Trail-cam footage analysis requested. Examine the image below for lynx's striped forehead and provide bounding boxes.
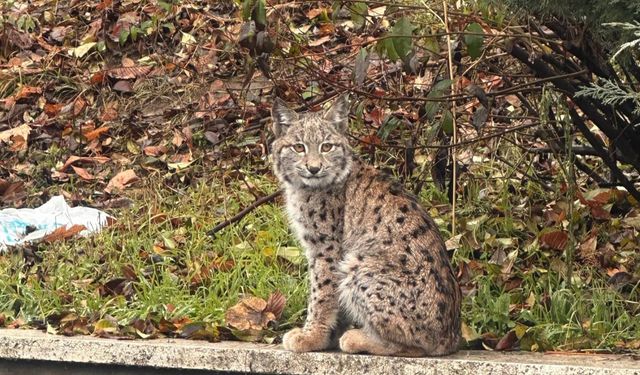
[286,112,341,142]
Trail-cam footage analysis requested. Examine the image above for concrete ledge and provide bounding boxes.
[0,329,637,375]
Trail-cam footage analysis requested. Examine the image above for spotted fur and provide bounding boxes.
[271,95,461,356]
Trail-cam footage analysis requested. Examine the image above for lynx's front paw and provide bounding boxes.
[282,327,331,352]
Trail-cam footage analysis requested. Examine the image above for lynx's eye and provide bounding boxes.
[320,143,334,153]
[292,143,306,153]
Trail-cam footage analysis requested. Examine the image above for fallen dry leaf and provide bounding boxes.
[42,224,87,243]
[113,80,133,93]
[308,35,331,47]
[539,230,568,251]
[306,8,326,19]
[143,145,168,156]
[71,165,95,180]
[90,71,108,85]
[73,97,87,115]
[8,135,26,151]
[107,66,152,79]
[100,102,119,121]
[83,126,110,141]
[264,291,287,319]
[225,295,275,332]
[0,178,26,204]
[44,102,64,117]
[15,86,43,101]
[0,124,31,151]
[105,169,139,194]
[60,155,110,172]
[495,330,518,351]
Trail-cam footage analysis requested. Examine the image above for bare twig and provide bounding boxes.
[442,0,457,235]
[351,121,539,150]
[528,146,599,156]
[494,154,552,190]
[207,191,282,236]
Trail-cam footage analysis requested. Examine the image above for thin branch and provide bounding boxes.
[568,108,640,201]
[207,191,282,236]
[494,154,552,190]
[443,0,457,235]
[528,146,599,156]
[350,121,539,150]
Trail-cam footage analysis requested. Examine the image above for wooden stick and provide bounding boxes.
[443,1,458,236]
[207,191,282,236]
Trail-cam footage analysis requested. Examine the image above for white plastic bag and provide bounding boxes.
[0,195,112,252]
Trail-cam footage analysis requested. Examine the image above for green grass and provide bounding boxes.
[0,172,308,335]
[0,156,638,350]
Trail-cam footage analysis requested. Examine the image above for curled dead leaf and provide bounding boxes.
[73,97,87,115]
[15,86,42,101]
[71,165,95,180]
[44,102,64,117]
[539,230,568,251]
[265,291,286,319]
[42,224,87,243]
[495,330,518,351]
[0,178,26,204]
[180,322,219,342]
[60,155,110,172]
[105,169,139,194]
[0,124,31,151]
[225,295,277,336]
[107,66,152,79]
[143,145,168,156]
[83,126,110,141]
[113,80,133,93]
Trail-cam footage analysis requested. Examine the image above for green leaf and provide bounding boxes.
[350,2,368,29]
[354,48,370,85]
[140,20,154,34]
[25,17,36,32]
[167,160,194,171]
[16,15,25,30]
[158,1,172,12]
[423,79,451,121]
[180,31,197,45]
[94,318,118,333]
[253,0,267,29]
[276,246,303,265]
[331,1,342,22]
[161,22,175,33]
[382,38,399,61]
[390,17,414,59]
[119,29,130,46]
[130,26,139,42]
[441,110,454,135]
[423,35,440,56]
[464,22,484,59]
[301,82,322,100]
[242,0,255,20]
[377,116,402,140]
[69,42,97,58]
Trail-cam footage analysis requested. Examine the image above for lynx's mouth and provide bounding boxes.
[300,174,330,187]
[299,170,327,179]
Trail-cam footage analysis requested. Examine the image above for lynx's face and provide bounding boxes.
[271,95,353,189]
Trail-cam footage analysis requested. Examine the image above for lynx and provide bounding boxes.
[270,95,461,356]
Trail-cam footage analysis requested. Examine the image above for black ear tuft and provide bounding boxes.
[323,93,350,133]
[271,98,299,137]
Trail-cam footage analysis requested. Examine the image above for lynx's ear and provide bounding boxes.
[323,93,349,133]
[271,98,299,138]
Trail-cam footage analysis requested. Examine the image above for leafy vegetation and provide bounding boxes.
[1,0,639,352]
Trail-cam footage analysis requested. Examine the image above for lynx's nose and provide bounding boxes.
[307,165,321,175]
